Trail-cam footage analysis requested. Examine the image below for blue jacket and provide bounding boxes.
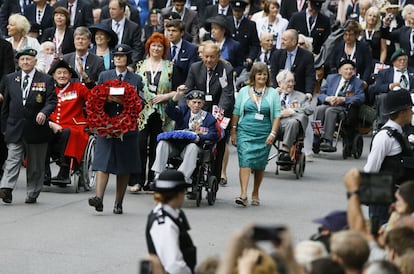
[166,100,219,144]
[318,74,365,106]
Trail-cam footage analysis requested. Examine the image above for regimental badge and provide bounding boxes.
[36,93,43,103]
[15,76,21,82]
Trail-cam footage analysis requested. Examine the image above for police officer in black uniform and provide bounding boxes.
[364,89,414,224]
[146,170,196,274]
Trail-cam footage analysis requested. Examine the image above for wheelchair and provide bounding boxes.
[168,141,219,207]
[267,129,306,179]
[312,105,365,159]
[49,134,96,193]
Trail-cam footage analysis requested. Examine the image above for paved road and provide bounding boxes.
[0,137,371,274]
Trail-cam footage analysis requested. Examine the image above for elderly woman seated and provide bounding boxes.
[276,70,313,163]
[151,89,219,186]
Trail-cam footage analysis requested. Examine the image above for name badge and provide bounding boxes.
[255,113,264,120]
[148,84,157,92]
[205,94,213,102]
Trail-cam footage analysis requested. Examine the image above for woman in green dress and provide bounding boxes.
[230,62,281,207]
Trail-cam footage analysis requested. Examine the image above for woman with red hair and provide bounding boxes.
[131,32,178,192]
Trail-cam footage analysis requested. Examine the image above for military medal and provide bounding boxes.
[36,93,43,103]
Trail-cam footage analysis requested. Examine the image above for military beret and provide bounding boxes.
[15,48,37,59]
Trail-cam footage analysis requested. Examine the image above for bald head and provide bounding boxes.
[281,29,299,51]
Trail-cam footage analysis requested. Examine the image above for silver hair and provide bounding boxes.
[276,69,294,84]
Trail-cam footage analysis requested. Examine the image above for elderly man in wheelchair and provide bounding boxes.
[151,89,219,198]
[314,59,365,152]
[276,70,314,167]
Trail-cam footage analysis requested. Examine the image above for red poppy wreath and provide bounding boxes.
[86,80,142,139]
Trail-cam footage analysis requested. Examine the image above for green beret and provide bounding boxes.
[15,48,37,59]
[390,48,408,63]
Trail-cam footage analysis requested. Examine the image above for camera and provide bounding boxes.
[358,172,394,205]
[139,260,152,274]
[250,225,286,242]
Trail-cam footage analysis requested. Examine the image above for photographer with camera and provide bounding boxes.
[364,89,414,224]
[343,168,414,261]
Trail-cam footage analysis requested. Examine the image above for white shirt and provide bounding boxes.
[334,77,348,97]
[170,39,183,62]
[112,17,126,44]
[255,15,288,49]
[68,0,78,27]
[364,120,403,172]
[217,5,229,15]
[393,67,410,90]
[149,204,192,274]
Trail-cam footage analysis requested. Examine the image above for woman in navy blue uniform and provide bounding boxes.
[88,44,143,214]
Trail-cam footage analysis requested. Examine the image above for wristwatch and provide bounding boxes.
[346,190,360,199]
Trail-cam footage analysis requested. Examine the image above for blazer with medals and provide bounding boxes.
[227,16,260,62]
[23,3,55,37]
[168,39,200,86]
[41,27,76,55]
[1,71,57,144]
[270,47,316,94]
[63,52,105,89]
[317,74,365,107]
[280,90,313,133]
[287,10,331,55]
[54,0,93,28]
[165,100,219,145]
[185,60,235,117]
[101,18,144,65]
[371,66,414,94]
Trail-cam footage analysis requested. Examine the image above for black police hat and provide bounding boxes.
[185,90,205,100]
[152,170,191,192]
[310,0,325,9]
[230,0,248,11]
[48,58,78,78]
[15,48,37,59]
[113,44,132,55]
[89,24,119,48]
[383,89,413,115]
[162,11,181,20]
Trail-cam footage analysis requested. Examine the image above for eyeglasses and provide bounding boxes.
[298,42,305,46]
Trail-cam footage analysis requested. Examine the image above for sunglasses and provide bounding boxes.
[298,42,305,46]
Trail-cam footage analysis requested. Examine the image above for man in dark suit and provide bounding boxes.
[161,0,200,43]
[254,32,275,67]
[54,0,94,28]
[63,26,105,88]
[270,29,315,95]
[166,19,199,86]
[0,48,57,204]
[101,0,144,65]
[183,42,235,181]
[99,1,142,26]
[315,60,365,150]
[287,0,331,55]
[280,0,307,21]
[203,0,232,25]
[370,49,414,127]
[23,0,55,39]
[227,0,260,70]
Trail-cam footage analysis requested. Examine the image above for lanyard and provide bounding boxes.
[149,60,162,85]
[206,69,213,95]
[54,29,65,55]
[57,82,70,98]
[234,17,242,29]
[306,15,317,34]
[22,75,31,105]
[365,29,375,41]
[253,87,265,113]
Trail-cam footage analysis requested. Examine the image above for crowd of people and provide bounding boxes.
[0,0,414,273]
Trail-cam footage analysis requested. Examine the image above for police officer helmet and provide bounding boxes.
[153,170,192,192]
[383,89,413,115]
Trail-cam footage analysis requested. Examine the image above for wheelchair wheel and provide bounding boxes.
[71,170,81,193]
[352,135,364,159]
[196,186,202,207]
[81,135,96,191]
[294,162,300,179]
[299,154,305,177]
[207,176,218,206]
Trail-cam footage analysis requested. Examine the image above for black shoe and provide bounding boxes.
[278,151,291,162]
[88,196,103,212]
[113,202,123,214]
[51,166,70,182]
[25,197,37,204]
[219,178,227,186]
[0,188,12,204]
[320,139,336,152]
[142,181,153,191]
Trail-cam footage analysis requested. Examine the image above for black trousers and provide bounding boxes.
[45,128,71,177]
